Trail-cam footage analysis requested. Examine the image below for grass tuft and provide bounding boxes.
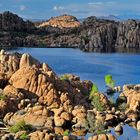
[8,120,32,133]
[20,133,29,140]
[63,130,70,136]
[60,74,69,81]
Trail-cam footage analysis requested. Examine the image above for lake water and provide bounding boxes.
[8,48,140,91]
[7,47,140,140]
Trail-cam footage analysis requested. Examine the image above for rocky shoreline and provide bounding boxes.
[0,11,140,53]
[0,49,139,140]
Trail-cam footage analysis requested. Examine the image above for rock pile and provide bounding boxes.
[0,50,140,140]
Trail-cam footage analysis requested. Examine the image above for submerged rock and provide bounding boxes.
[114,124,123,133]
[137,121,140,131]
[88,133,117,140]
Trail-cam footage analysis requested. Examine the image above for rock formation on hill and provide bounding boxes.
[0,50,139,139]
[0,11,39,47]
[37,15,81,29]
[0,11,35,32]
[45,16,118,52]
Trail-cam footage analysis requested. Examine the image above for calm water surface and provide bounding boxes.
[9,48,140,91]
[8,47,140,140]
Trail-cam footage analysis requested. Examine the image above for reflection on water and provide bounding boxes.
[4,47,140,140]
[111,125,140,140]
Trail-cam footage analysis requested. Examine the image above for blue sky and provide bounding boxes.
[0,0,140,19]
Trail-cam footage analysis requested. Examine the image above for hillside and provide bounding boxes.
[0,11,35,32]
[0,11,39,47]
[0,11,140,53]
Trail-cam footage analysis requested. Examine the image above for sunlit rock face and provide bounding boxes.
[37,15,81,29]
[0,50,93,129]
[121,85,140,112]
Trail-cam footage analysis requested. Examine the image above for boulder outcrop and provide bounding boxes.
[37,15,81,29]
[120,85,140,113]
[0,50,139,139]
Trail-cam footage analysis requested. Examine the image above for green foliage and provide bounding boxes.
[60,74,69,81]
[87,119,105,134]
[95,121,106,135]
[118,102,128,112]
[105,74,115,88]
[19,133,29,140]
[0,93,7,101]
[89,84,104,111]
[63,130,70,136]
[91,95,104,112]
[89,84,98,99]
[8,120,32,133]
[109,97,116,105]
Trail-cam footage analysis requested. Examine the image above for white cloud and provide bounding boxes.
[88,2,104,5]
[53,6,65,11]
[53,6,67,15]
[53,3,111,17]
[53,1,140,18]
[20,5,26,11]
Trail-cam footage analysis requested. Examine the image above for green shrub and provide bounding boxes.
[89,84,98,99]
[60,74,69,81]
[95,120,106,134]
[63,130,70,136]
[109,97,116,105]
[89,84,104,111]
[118,102,128,112]
[91,95,104,112]
[0,94,7,101]
[87,119,105,134]
[105,74,115,88]
[8,120,32,133]
[19,133,29,140]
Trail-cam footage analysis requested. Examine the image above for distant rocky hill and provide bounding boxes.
[37,15,81,29]
[0,11,140,53]
[0,11,35,32]
[99,15,121,21]
[0,11,45,47]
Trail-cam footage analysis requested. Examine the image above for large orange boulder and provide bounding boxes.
[9,66,60,106]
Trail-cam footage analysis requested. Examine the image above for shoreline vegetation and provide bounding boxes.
[0,11,140,53]
[0,49,139,140]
